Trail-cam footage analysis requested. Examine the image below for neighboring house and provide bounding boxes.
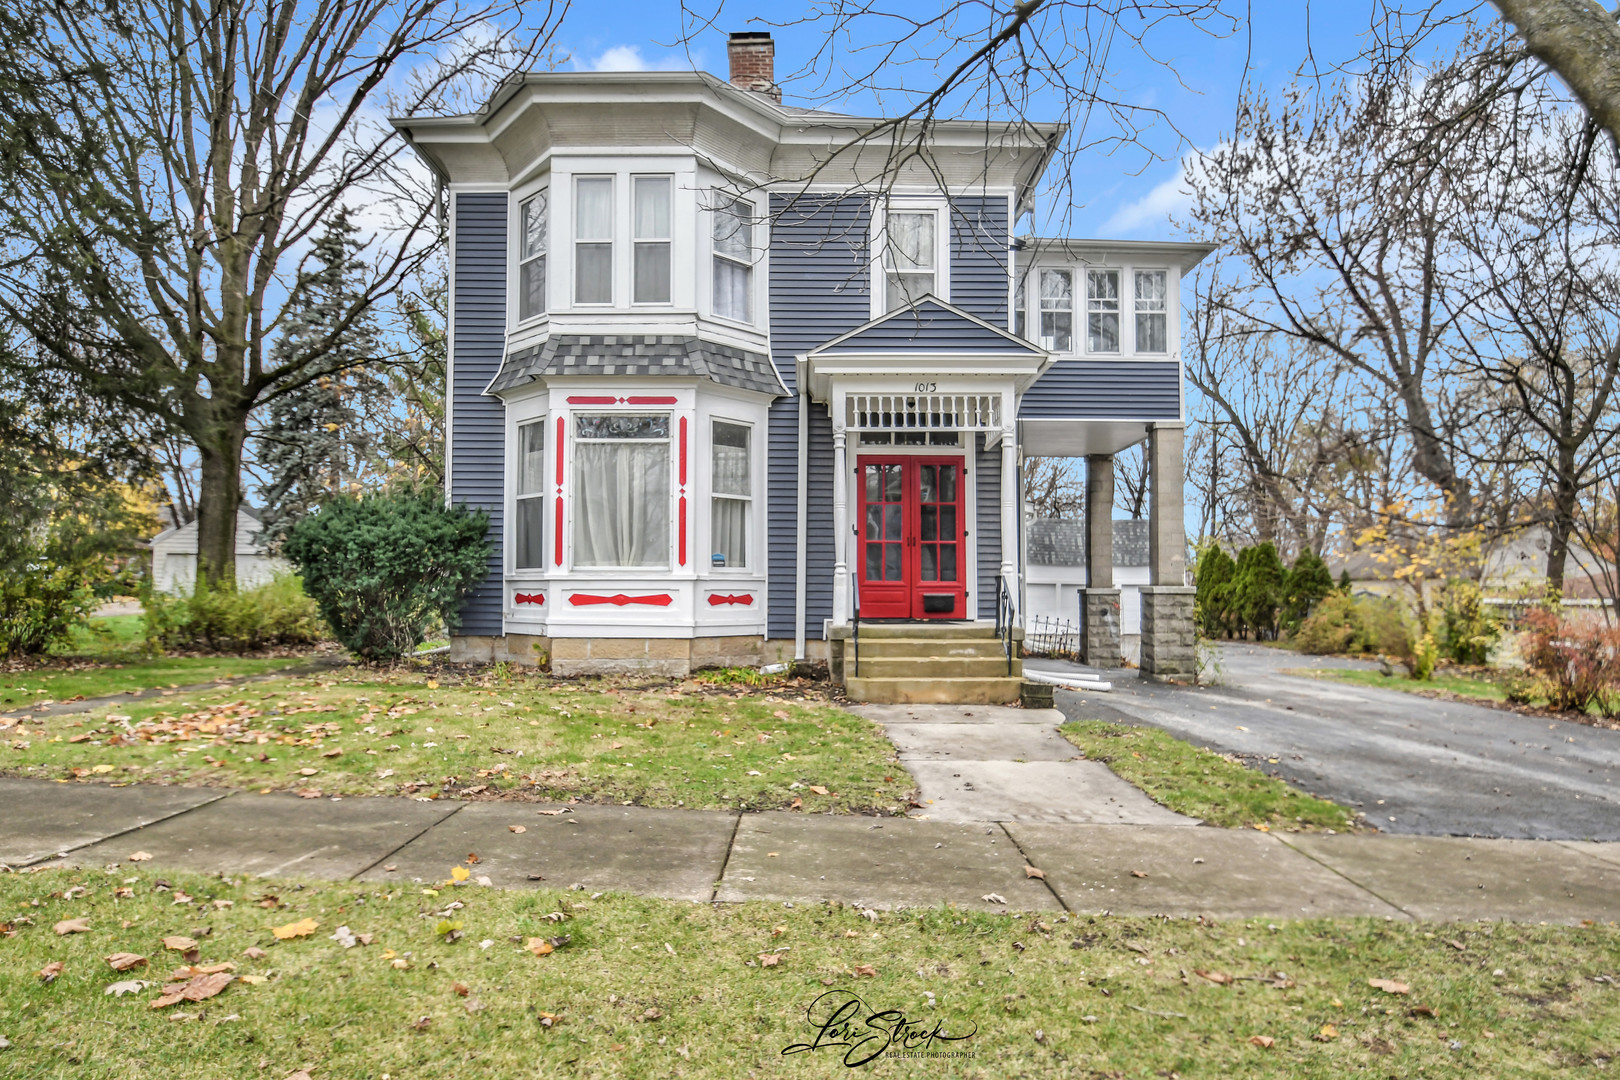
[1025,518,1150,663]
[149,506,289,595]
[1328,523,1615,605]
[392,32,1210,699]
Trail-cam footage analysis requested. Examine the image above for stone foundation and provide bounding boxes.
[1079,588,1122,668]
[1139,586,1196,681]
[447,635,767,676]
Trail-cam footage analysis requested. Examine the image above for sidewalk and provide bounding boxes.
[6,777,1619,923]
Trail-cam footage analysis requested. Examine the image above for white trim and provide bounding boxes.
[869,197,952,319]
[509,181,551,329]
[445,191,458,505]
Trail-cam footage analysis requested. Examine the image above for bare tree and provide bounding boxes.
[1492,0,1620,148]
[1023,456,1086,519]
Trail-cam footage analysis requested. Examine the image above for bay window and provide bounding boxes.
[573,414,669,568]
[514,420,546,568]
[574,176,613,304]
[518,191,547,320]
[883,209,936,310]
[711,421,750,568]
[1087,268,1120,353]
[713,197,754,322]
[1135,269,1168,353]
[1038,268,1073,352]
[633,176,672,304]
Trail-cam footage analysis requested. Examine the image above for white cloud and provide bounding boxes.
[575,44,699,73]
[1102,160,1199,235]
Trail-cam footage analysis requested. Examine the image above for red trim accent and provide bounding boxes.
[514,593,545,605]
[678,496,688,566]
[568,593,674,607]
[678,415,688,485]
[555,416,565,486]
[567,396,618,405]
[554,500,564,566]
[627,395,678,405]
[707,593,754,606]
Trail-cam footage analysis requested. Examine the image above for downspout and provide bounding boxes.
[794,378,809,663]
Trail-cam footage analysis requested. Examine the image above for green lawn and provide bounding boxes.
[2,867,1616,1078]
[56,614,148,657]
[0,657,317,712]
[1059,720,1357,831]
[0,667,912,814]
[1291,667,1515,705]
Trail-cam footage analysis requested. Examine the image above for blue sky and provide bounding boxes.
[551,1,1478,240]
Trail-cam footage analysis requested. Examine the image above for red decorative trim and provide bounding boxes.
[569,593,674,607]
[628,395,678,405]
[567,396,618,405]
[554,416,565,486]
[514,593,545,605]
[554,500,564,566]
[678,415,689,485]
[678,496,687,566]
[707,593,754,606]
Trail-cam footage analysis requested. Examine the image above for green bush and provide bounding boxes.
[0,562,99,658]
[143,573,324,653]
[1282,549,1335,629]
[1194,544,1236,638]
[1409,632,1439,681]
[1232,542,1287,640]
[1437,580,1500,666]
[1292,593,1413,657]
[283,490,489,661]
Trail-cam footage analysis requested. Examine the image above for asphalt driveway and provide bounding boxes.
[1048,644,1620,841]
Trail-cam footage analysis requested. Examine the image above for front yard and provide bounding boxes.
[0,667,912,815]
[2,866,1616,1078]
[1,656,320,713]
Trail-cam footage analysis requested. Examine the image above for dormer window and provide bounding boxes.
[1087,269,1120,353]
[518,192,548,320]
[713,197,754,323]
[633,176,672,304]
[574,176,613,305]
[1134,270,1168,353]
[882,209,938,310]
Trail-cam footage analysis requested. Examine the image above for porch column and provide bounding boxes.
[1080,454,1121,667]
[999,424,1019,618]
[832,428,849,625]
[1140,423,1196,680]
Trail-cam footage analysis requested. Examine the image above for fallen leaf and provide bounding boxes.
[450,867,471,883]
[452,981,470,996]
[298,768,320,777]
[1196,970,1233,985]
[1314,1023,1338,1042]
[1129,870,1149,879]
[410,1015,433,1031]
[271,917,319,940]
[526,938,554,957]
[508,825,527,834]
[466,853,481,864]
[105,979,152,997]
[129,852,153,862]
[151,972,233,1008]
[790,797,803,810]
[53,918,90,935]
[330,926,358,948]
[538,1011,563,1027]
[38,961,64,984]
[296,789,322,799]
[1023,865,1046,879]
[1249,1035,1275,1048]
[237,974,268,985]
[1368,978,1410,995]
[853,964,878,977]
[284,1071,313,1080]
[808,785,829,795]
[105,953,147,972]
[981,893,1006,905]
[162,935,198,952]
[243,947,268,960]
[426,679,440,690]
[171,963,235,978]
[758,953,781,967]
[321,749,341,758]
[1409,1004,1437,1018]
[536,808,572,816]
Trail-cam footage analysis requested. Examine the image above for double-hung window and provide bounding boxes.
[712,197,754,323]
[514,420,546,569]
[882,209,936,310]
[573,414,669,568]
[632,176,672,304]
[574,176,613,305]
[1038,269,1073,352]
[711,421,750,568]
[1014,276,1027,339]
[1087,269,1121,353]
[1134,270,1168,353]
[518,192,547,321]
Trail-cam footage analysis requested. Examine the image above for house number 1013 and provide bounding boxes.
[913,382,937,393]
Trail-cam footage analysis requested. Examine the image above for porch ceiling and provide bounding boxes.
[1017,418,1151,458]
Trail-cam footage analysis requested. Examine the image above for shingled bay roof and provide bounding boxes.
[487,335,786,397]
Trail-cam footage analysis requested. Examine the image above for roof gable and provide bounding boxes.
[808,297,1042,356]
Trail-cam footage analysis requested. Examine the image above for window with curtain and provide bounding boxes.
[1039,268,1073,352]
[573,414,669,568]
[574,176,613,304]
[712,197,753,323]
[1087,268,1120,353]
[514,420,545,569]
[518,191,547,320]
[633,176,672,304]
[1135,269,1168,353]
[1014,276,1027,339]
[711,421,750,568]
[883,210,935,310]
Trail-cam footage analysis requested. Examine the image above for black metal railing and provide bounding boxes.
[1024,614,1080,660]
[994,574,1016,676]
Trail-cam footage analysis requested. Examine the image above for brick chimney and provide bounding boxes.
[727,31,780,104]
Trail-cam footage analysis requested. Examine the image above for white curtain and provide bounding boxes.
[712,499,747,567]
[714,258,751,321]
[574,441,669,567]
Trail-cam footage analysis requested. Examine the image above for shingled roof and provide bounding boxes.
[487,335,786,397]
[1027,518,1150,568]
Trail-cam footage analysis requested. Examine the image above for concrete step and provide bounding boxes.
[845,675,1025,705]
[846,637,1017,660]
[842,622,1004,641]
[847,655,1022,679]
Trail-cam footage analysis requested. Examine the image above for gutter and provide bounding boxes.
[794,377,809,663]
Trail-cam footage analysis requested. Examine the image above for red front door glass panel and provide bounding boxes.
[856,455,966,620]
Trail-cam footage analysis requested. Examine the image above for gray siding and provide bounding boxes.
[450,192,508,635]
[818,300,1029,353]
[975,437,1002,620]
[1020,360,1182,420]
[949,195,1011,326]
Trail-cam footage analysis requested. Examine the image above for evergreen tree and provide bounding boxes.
[1195,544,1237,638]
[256,211,387,546]
[1232,542,1287,640]
[1282,548,1335,630]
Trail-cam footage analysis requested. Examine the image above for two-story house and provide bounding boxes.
[392,32,1210,701]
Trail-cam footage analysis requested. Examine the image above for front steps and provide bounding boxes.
[831,622,1023,704]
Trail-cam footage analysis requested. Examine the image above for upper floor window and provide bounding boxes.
[1039,269,1073,353]
[514,419,546,568]
[883,209,937,310]
[713,197,754,323]
[574,176,613,305]
[633,176,672,304]
[1135,270,1168,353]
[518,192,547,321]
[711,421,751,568]
[573,414,669,568]
[1087,269,1120,354]
[1014,277,1026,339]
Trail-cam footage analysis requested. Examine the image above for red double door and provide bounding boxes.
[856,455,967,619]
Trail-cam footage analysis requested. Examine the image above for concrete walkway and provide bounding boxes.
[6,777,1619,923]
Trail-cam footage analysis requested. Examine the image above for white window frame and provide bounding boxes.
[872,198,950,317]
[1038,267,1075,354]
[1085,267,1122,356]
[514,187,549,324]
[573,174,615,306]
[504,395,549,578]
[710,194,757,326]
[631,174,674,307]
[1133,268,1170,355]
[708,418,753,571]
[569,410,673,571]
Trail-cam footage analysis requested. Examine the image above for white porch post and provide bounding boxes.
[832,425,850,625]
[998,394,1019,620]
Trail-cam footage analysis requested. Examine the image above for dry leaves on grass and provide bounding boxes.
[53,918,90,935]
[106,979,153,997]
[271,918,319,940]
[105,953,147,972]
[758,953,782,967]
[38,961,64,984]
[161,935,198,952]
[1249,1035,1275,1048]
[1368,978,1410,995]
[807,786,829,795]
[853,964,879,978]
[243,947,268,960]
[128,852,152,862]
[1314,1023,1339,1042]
[1195,970,1233,985]
[981,894,1006,905]
[170,963,235,979]
[151,972,234,1009]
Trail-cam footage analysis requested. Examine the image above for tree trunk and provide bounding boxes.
[192,413,250,590]
[1546,443,1581,595]
[1492,0,1620,150]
